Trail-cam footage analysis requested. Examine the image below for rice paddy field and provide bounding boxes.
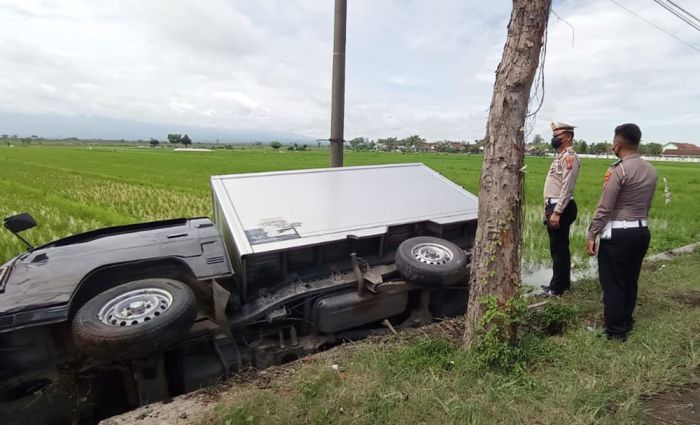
[1,145,699,266]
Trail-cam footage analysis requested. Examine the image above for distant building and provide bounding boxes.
[525,144,548,156]
[662,142,700,157]
[411,141,431,153]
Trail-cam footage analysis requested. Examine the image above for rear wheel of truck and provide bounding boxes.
[395,236,468,286]
[72,278,197,360]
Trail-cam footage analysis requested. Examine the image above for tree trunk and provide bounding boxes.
[463,0,550,347]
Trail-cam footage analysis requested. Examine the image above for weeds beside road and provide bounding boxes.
[189,251,700,425]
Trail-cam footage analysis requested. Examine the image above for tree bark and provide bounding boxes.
[464,0,550,347]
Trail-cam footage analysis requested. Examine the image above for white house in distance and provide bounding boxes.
[661,142,700,157]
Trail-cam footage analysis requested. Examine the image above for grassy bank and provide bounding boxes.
[201,251,700,425]
[2,146,699,264]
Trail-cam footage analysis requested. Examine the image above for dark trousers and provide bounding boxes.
[546,200,577,294]
[598,227,651,337]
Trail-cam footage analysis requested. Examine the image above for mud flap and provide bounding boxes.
[212,279,232,336]
[399,290,433,328]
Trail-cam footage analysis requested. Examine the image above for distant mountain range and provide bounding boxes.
[0,112,316,144]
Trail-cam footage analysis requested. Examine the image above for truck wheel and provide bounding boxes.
[395,237,468,286]
[72,278,196,360]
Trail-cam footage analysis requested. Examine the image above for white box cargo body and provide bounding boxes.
[210,163,479,299]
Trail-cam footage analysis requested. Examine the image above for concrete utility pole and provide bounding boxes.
[464,0,551,347]
[329,0,347,167]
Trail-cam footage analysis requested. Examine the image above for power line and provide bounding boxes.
[652,0,700,32]
[525,2,551,136]
[654,0,700,31]
[607,0,700,53]
[551,8,575,47]
[666,0,700,24]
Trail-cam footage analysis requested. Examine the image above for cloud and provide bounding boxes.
[0,0,698,143]
[532,0,700,142]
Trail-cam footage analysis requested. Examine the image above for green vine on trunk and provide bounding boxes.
[473,294,528,371]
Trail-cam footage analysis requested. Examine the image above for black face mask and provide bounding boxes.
[612,142,622,158]
[551,136,563,149]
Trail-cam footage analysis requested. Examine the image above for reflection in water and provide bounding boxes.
[521,257,598,288]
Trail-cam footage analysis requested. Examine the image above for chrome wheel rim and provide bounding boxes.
[411,243,454,265]
[97,288,173,327]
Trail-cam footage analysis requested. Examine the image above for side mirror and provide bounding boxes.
[4,213,37,233]
[3,213,36,250]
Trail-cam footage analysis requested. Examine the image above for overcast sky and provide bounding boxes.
[0,0,698,143]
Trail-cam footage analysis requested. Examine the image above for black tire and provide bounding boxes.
[72,278,197,360]
[395,236,468,286]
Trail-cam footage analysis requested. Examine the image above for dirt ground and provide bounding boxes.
[644,387,700,425]
[670,291,700,308]
[99,394,212,425]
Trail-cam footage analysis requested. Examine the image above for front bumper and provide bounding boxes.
[0,304,68,333]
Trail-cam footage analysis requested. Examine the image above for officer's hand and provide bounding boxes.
[549,212,561,229]
[587,239,597,256]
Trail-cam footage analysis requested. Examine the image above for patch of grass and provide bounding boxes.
[221,407,255,425]
[527,301,579,335]
[395,338,458,373]
[202,251,700,425]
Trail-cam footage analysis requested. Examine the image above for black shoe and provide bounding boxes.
[541,289,562,298]
[606,332,627,342]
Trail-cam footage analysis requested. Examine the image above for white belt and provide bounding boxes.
[610,219,647,229]
[546,197,572,204]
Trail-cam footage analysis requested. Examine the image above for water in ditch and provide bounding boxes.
[521,256,598,292]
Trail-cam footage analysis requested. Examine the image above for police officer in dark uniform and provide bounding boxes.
[542,122,581,296]
[587,123,657,340]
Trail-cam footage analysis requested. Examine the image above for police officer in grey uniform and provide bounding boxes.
[587,123,657,341]
[542,122,581,296]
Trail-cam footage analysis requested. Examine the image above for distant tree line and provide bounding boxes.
[286,143,308,151]
[144,133,196,148]
[528,133,663,156]
[269,141,316,151]
[0,131,665,157]
[1,134,42,145]
[342,135,483,153]
[165,134,192,146]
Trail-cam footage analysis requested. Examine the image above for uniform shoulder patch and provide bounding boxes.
[565,155,575,170]
[603,169,612,186]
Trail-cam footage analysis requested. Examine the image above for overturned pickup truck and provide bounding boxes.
[0,163,478,424]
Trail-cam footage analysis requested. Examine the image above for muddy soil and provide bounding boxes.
[644,387,700,425]
[670,291,700,308]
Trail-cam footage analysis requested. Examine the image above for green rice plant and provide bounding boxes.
[1,146,698,265]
